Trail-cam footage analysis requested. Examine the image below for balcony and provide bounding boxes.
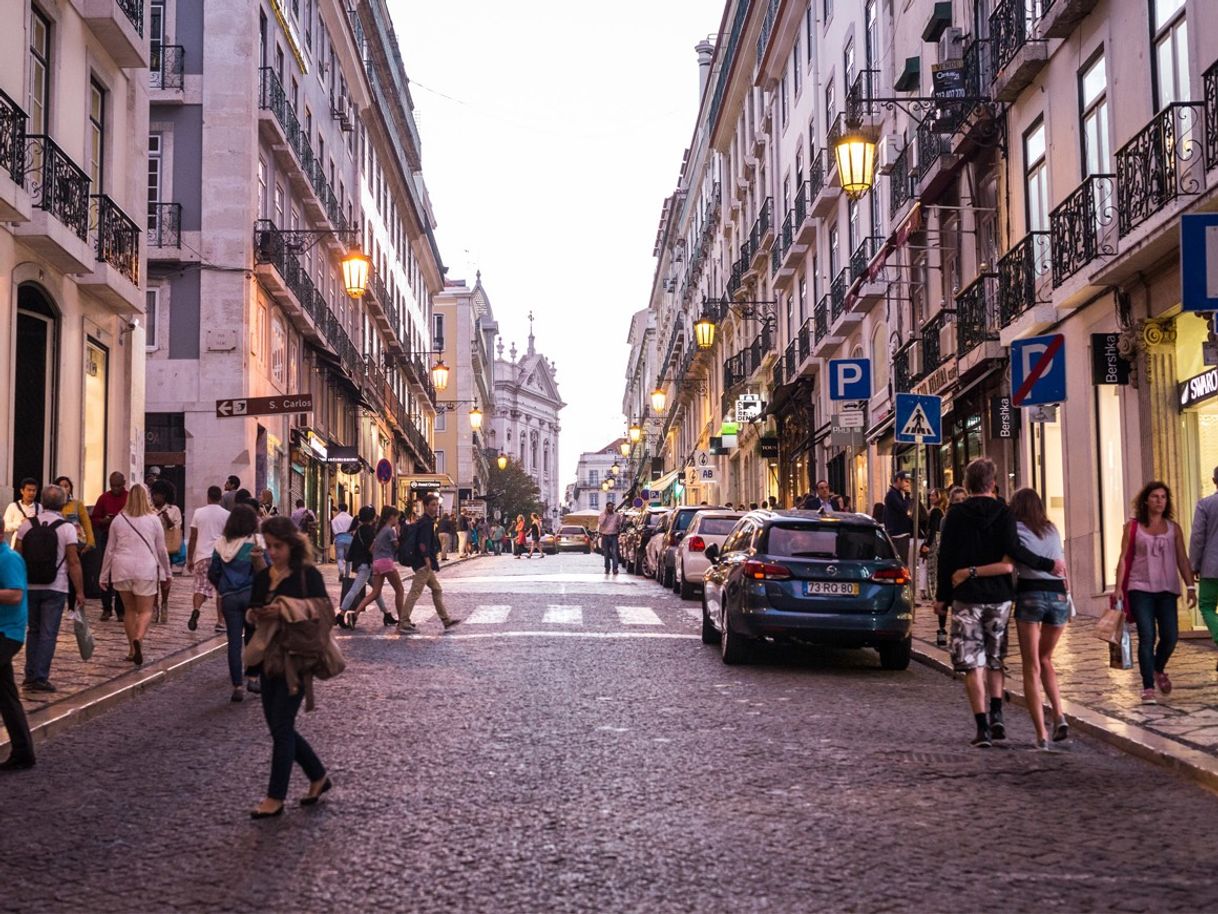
[813,296,829,348]
[253,220,348,357]
[1038,0,1100,39]
[955,273,1002,365]
[150,44,185,94]
[997,231,1052,330]
[1116,102,1207,238]
[989,0,1046,102]
[894,341,922,394]
[726,256,744,299]
[829,268,848,322]
[849,236,886,313]
[75,0,147,67]
[749,198,774,268]
[921,313,947,374]
[809,149,839,218]
[0,89,30,223]
[79,193,141,310]
[915,119,957,199]
[1049,174,1116,287]
[147,200,180,249]
[13,135,94,273]
[889,143,914,221]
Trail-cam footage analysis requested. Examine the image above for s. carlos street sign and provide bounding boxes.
[216,394,313,418]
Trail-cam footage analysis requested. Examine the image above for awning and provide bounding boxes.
[645,469,680,495]
[895,56,921,92]
[921,1,952,41]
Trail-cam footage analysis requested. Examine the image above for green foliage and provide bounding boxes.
[486,459,544,524]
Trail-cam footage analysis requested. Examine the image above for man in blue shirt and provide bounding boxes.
[0,539,34,770]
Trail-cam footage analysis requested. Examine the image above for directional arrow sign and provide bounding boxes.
[215,394,314,418]
[895,393,942,444]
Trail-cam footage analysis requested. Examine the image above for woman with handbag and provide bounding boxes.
[349,506,403,625]
[99,485,171,666]
[244,516,331,819]
[1115,482,1196,704]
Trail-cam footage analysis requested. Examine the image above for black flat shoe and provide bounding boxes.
[187,609,199,631]
[0,756,35,771]
[300,777,332,807]
[132,640,143,666]
[250,803,284,819]
[382,612,398,626]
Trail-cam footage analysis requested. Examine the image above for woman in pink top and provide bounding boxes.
[1115,482,1196,704]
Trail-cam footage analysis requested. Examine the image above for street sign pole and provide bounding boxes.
[911,438,922,608]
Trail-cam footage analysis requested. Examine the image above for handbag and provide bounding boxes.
[67,606,95,661]
[1108,624,1133,670]
[1109,518,1138,622]
[1095,605,1127,645]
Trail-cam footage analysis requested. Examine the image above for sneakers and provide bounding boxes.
[213,623,226,634]
[1140,688,1157,704]
[231,687,244,703]
[971,729,992,749]
[1155,671,1173,695]
[1052,719,1069,742]
[989,710,1006,741]
[24,680,56,693]
[246,676,261,695]
[442,618,462,631]
[397,623,418,634]
[1034,738,1053,752]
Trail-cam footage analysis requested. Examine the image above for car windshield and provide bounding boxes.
[697,518,739,535]
[558,526,584,535]
[764,524,895,560]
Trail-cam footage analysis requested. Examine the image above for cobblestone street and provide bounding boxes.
[4,553,1218,913]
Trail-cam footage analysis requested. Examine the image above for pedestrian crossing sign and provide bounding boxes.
[894,393,942,444]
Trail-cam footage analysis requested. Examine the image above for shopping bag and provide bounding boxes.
[1108,625,1133,670]
[1095,605,1126,645]
[67,607,95,661]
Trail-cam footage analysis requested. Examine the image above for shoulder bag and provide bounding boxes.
[1096,519,1138,645]
[121,514,167,583]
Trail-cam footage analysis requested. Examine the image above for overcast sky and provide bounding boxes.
[389,0,723,491]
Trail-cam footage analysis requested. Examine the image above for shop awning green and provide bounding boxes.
[921,2,952,42]
[894,57,921,92]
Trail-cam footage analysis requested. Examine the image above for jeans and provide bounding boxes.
[1128,589,1179,689]
[260,673,325,801]
[24,590,68,684]
[334,535,352,577]
[220,592,252,687]
[339,564,387,613]
[602,534,620,573]
[0,636,33,763]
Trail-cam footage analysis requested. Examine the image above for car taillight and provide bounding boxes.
[743,559,792,580]
[584,535,590,543]
[687,536,705,552]
[872,567,911,585]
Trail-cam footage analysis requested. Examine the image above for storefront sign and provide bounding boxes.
[912,359,958,397]
[990,396,1016,439]
[1090,333,1131,385]
[323,445,359,464]
[759,436,779,459]
[408,479,442,492]
[1179,367,1218,409]
[735,394,764,423]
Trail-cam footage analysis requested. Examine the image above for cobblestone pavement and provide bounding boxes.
[4,553,1218,913]
[911,598,1218,760]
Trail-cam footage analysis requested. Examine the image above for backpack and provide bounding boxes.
[23,517,67,586]
[347,526,372,569]
[397,520,420,567]
[207,541,257,596]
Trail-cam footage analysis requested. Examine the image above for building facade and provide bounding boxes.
[490,320,565,527]
[569,440,629,514]
[143,0,441,532]
[2,0,148,506]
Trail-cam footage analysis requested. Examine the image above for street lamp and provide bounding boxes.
[606,476,616,490]
[628,423,642,443]
[834,126,878,199]
[497,452,508,470]
[468,404,483,431]
[431,358,450,391]
[601,481,610,492]
[340,246,372,298]
[619,440,631,457]
[610,461,620,476]
[650,386,668,414]
[694,316,716,350]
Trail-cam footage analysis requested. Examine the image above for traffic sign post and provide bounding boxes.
[894,393,941,600]
[1010,334,1066,406]
[215,394,313,418]
[828,359,872,401]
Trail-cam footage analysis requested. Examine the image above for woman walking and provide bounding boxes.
[99,484,171,666]
[527,513,542,559]
[1116,482,1196,704]
[514,514,526,559]
[338,507,389,627]
[243,516,331,818]
[920,488,948,608]
[350,506,403,625]
[210,505,265,702]
[931,487,968,647]
[54,476,95,553]
[150,480,183,622]
[1009,488,1071,748]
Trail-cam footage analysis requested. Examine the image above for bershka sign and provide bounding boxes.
[1179,368,1218,409]
[990,395,1016,439]
[1091,333,1131,385]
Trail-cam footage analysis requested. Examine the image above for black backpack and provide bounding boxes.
[23,517,67,586]
[397,520,420,567]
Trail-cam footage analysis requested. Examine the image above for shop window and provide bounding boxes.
[1094,385,1125,590]
[1029,415,1066,535]
[145,289,159,350]
[271,313,286,384]
[84,340,109,505]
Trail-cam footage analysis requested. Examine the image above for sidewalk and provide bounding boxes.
[911,602,1218,789]
[1,553,481,751]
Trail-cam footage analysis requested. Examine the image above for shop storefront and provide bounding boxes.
[775,380,814,507]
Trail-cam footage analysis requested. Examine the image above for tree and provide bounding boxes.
[486,459,544,525]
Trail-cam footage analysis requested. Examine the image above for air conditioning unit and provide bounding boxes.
[876,135,901,175]
[333,95,354,132]
[937,27,963,65]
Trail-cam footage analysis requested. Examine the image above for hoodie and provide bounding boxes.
[935,496,1056,605]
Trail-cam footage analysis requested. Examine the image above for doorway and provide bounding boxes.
[13,284,58,489]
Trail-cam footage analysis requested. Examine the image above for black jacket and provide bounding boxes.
[414,513,442,572]
[934,496,1055,604]
[884,487,912,537]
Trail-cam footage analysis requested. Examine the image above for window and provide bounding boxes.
[793,38,802,97]
[780,73,789,128]
[1095,384,1125,589]
[258,158,268,219]
[588,470,599,485]
[589,493,599,509]
[828,224,839,277]
[88,79,106,192]
[288,338,298,391]
[83,341,109,505]
[435,450,445,474]
[823,0,833,23]
[825,80,836,131]
[843,40,856,90]
[805,5,814,63]
[150,0,165,77]
[147,133,162,230]
[1080,53,1110,175]
[1030,413,1066,535]
[1023,119,1049,232]
[434,313,445,348]
[273,183,284,227]
[1153,0,1189,108]
[848,199,859,255]
[864,0,878,69]
[145,289,159,349]
[271,313,286,384]
[435,411,446,432]
[28,8,50,135]
[798,276,808,323]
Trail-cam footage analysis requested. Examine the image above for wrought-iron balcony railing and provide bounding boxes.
[846,70,879,123]
[252,220,347,351]
[997,231,1051,326]
[726,257,743,298]
[26,134,91,240]
[807,152,825,206]
[889,143,913,219]
[772,357,785,391]
[1206,61,1218,171]
[117,0,144,35]
[147,201,181,248]
[826,113,847,161]
[1116,102,1206,237]
[894,340,921,393]
[798,317,812,362]
[0,89,26,184]
[92,194,140,284]
[1049,173,1116,286]
[814,297,828,342]
[830,268,849,321]
[921,312,947,373]
[150,44,185,90]
[783,339,797,382]
[989,0,1036,74]
[916,119,948,182]
[749,197,772,254]
[955,273,1000,356]
[755,0,781,62]
[850,236,883,281]
[723,351,745,390]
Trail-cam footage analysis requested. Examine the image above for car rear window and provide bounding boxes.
[674,511,700,533]
[764,524,895,560]
[558,526,585,535]
[697,518,739,535]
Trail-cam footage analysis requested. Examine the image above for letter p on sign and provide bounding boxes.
[829,358,871,401]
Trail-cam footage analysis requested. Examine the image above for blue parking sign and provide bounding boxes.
[828,359,871,401]
[1010,334,1066,406]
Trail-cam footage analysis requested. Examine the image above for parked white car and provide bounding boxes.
[674,511,745,599]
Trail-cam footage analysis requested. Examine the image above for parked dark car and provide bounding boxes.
[621,508,668,575]
[700,510,913,669]
[659,506,720,589]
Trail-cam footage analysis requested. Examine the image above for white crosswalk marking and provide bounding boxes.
[543,604,582,624]
[615,605,663,626]
[466,604,511,624]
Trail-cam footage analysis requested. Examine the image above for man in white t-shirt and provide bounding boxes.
[187,485,230,633]
[330,503,354,576]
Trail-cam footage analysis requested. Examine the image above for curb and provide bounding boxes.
[3,553,483,754]
[910,639,1218,795]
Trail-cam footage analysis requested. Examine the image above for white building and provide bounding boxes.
[2,0,148,504]
[569,440,629,514]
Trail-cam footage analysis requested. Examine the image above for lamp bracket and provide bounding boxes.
[252,221,359,261]
[849,99,1006,149]
[435,399,478,412]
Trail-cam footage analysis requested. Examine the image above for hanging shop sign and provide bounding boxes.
[323,445,360,464]
[734,393,765,423]
[1179,367,1218,409]
[912,359,958,397]
[759,437,779,459]
[1090,333,1132,385]
[990,396,1016,439]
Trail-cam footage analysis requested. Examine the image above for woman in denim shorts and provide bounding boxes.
[1010,488,1070,749]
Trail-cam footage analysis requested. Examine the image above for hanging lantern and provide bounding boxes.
[650,386,668,414]
[835,128,878,199]
[497,452,508,470]
[340,246,372,298]
[610,461,620,476]
[628,423,642,443]
[619,440,631,457]
[694,316,716,350]
[468,404,483,431]
[431,359,450,391]
[601,481,610,491]
[606,476,616,490]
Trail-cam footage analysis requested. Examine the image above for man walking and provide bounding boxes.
[884,472,914,568]
[935,457,1062,747]
[399,493,460,633]
[91,472,128,622]
[186,486,229,633]
[16,485,85,693]
[220,475,241,510]
[457,512,470,556]
[1189,464,1218,666]
[0,529,34,769]
[437,511,455,560]
[598,500,623,575]
[802,480,844,512]
[331,502,354,576]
